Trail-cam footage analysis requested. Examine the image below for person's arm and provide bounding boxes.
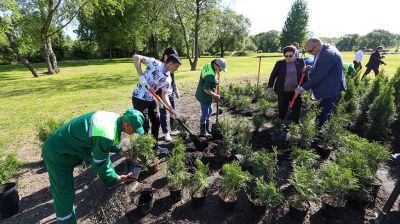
[203,76,220,99]
[90,137,119,185]
[132,54,148,76]
[161,89,173,109]
[171,73,180,98]
[301,52,336,91]
[267,61,280,88]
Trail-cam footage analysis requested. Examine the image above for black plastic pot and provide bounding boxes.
[321,197,346,218]
[288,200,310,221]
[347,189,373,210]
[0,182,19,218]
[219,194,236,211]
[249,198,266,215]
[137,190,154,215]
[169,189,182,202]
[191,195,206,208]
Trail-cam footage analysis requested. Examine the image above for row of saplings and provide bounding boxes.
[128,113,390,221]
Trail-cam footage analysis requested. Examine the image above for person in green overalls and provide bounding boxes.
[343,63,357,76]
[42,109,145,224]
[195,58,227,137]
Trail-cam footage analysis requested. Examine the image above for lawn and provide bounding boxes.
[0,52,399,155]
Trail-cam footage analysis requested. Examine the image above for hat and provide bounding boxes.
[215,58,227,72]
[123,109,145,135]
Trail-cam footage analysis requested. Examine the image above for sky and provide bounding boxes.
[65,0,400,39]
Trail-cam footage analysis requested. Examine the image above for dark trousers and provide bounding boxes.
[159,94,175,133]
[278,91,302,123]
[362,67,379,78]
[353,60,362,71]
[132,97,160,140]
[317,95,340,127]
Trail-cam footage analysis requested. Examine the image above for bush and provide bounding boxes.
[189,159,210,195]
[233,51,254,56]
[391,69,400,112]
[37,118,65,143]
[365,84,396,139]
[252,114,265,132]
[288,108,318,148]
[319,103,350,148]
[258,98,276,114]
[252,178,284,207]
[251,149,278,179]
[233,96,252,111]
[341,76,362,120]
[290,147,320,169]
[129,134,158,170]
[289,166,320,203]
[0,153,20,184]
[233,118,252,147]
[337,150,373,186]
[243,82,254,96]
[219,162,252,198]
[320,162,358,198]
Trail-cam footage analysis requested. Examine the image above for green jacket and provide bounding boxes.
[195,64,218,104]
[43,111,123,186]
[343,63,356,76]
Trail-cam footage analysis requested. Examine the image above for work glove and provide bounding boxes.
[139,75,148,87]
[174,90,181,99]
[295,86,305,96]
[170,108,178,118]
[118,173,134,183]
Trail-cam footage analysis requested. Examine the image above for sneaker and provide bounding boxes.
[157,146,169,154]
[164,132,172,142]
[170,129,181,136]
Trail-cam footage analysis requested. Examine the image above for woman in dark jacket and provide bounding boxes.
[267,45,307,123]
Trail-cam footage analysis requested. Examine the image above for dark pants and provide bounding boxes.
[317,95,340,127]
[132,97,160,140]
[159,94,175,133]
[353,60,362,71]
[363,67,379,78]
[278,91,302,123]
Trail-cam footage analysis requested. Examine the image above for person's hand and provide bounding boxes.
[303,65,312,73]
[170,108,177,118]
[122,151,132,161]
[213,94,221,101]
[175,90,181,99]
[295,86,305,96]
[118,173,133,183]
[139,75,148,87]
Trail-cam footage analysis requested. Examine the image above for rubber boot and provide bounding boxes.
[205,120,212,135]
[199,123,211,137]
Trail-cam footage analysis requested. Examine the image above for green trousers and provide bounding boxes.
[42,145,81,224]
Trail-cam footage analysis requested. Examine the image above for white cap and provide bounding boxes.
[215,58,227,72]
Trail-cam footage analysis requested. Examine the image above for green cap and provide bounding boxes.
[123,109,145,135]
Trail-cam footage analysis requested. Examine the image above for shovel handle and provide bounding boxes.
[289,71,306,109]
[144,85,175,116]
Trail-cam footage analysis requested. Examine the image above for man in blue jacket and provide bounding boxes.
[295,38,347,127]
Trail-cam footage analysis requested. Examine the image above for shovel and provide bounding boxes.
[271,71,306,145]
[144,85,206,150]
[211,72,223,140]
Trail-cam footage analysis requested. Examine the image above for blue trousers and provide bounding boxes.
[200,102,213,124]
[317,95,340,127]
[159,94,175,133]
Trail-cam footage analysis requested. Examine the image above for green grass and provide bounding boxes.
[0,52,399,156]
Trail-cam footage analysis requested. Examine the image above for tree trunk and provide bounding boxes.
[47,37,59,73]
[191,0,200,71]
[41,33,55,74]
[149,35,159,59]
[174,4,194,69]
[109,48,112,61]
[5,32,40,78]
[220,44,224,58]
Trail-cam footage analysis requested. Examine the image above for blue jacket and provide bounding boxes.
[302,44,346,100]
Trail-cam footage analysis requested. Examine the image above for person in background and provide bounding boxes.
[267,45,307,123]
[293,42,300,58]
[343,63,357,76]
[353,47,366,71]
[295,37,347,127]
[157,48,181,142]
[362,46,387,79]
[195,58,227,137]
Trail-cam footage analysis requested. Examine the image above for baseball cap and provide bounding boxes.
[215,58,227,72]
[123,109,145,135]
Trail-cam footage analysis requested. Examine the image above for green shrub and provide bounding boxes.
[37,118,65,143]
[271,118,282,129]
[219,162,252,197]
[252,178,284,207]
[391,70,400,112]
[168,171,190,190]
[243,82,254,96]
[289,107,318,148]
[254,86,264,99]
[289,166,320,203]
[319,103,350,148]
[129,134,158,169]
[365,85,396,139]
[290,147,320,169]
[337,150,373,186]
[252,114,265,132]
[216,117,235,154]
[189,159,210,195]
[234,95,252,111]
[234,118,252,147]
[251,149,278,178]
[320,162,358,198]
[0,153,20,184]
[341,76,362,119]
[258,98,276,114]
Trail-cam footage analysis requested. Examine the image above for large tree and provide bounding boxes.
[0,0,39,77]
[252,30,281,52]
[174,0,217,71]
[213,9,250,57]
[336,34,360,51]
[359,29,397,49]
[280,0,309,49]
